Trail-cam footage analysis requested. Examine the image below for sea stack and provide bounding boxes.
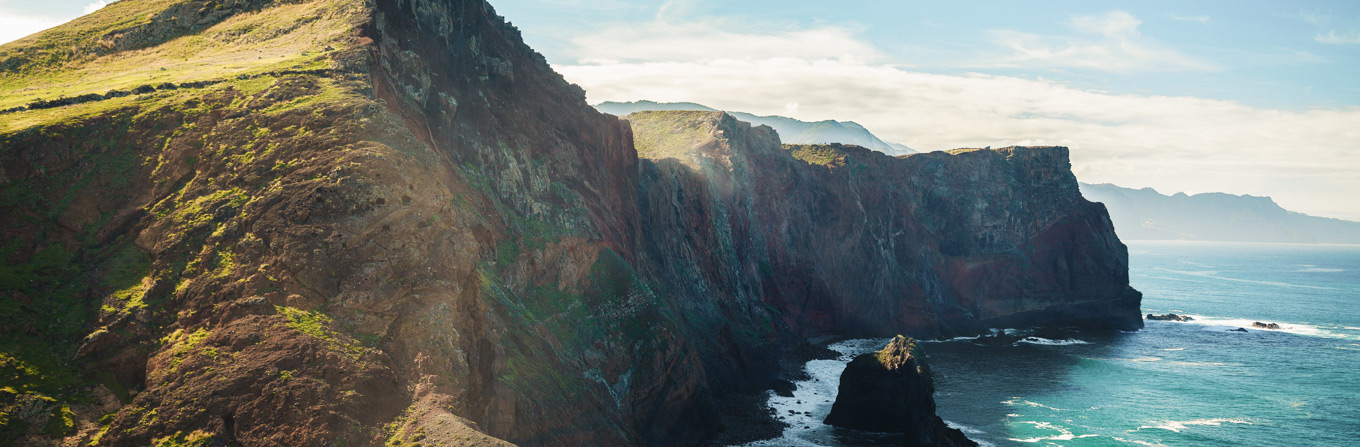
[825,336,977,447]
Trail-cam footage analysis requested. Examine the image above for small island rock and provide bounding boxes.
[824,335,977,446]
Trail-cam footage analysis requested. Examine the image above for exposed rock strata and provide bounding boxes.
[0,0,1139,445]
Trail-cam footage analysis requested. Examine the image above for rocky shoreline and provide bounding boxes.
[710,338,839,446]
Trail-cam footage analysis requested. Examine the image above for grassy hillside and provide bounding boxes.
[0,0,366,125]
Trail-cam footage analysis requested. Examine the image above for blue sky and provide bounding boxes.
[497,0,1360,109]
[3,0,1359,219]
[502,0,1360,220]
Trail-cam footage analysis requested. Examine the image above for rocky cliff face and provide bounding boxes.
[0,0,1137,446]
[629,111,1142,339]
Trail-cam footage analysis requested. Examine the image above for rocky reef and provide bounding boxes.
[0,0,1139,445]
[824,336,975,447]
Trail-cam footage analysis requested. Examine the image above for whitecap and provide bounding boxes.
[923,335,982,343]
[1153,267,1335,290]
[1007,421,1099,442]
[1161,348,1186,351]
[1002,398,1070,412]
[1136,418,1253,433]
[1169,314,1360,341]
[1166,360,1229,367]
[1112,436,1169,446]
[1296,267,1345,273]
[1014,336,1091,346]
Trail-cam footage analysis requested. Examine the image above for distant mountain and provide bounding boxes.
[595,100,915,155]
[1079,183,1360,244]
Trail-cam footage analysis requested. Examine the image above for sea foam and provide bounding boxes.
[1015,336,1091,346]
[1158,314,1359,341]
[1135,418,1253,433]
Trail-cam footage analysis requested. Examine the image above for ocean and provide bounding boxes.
[743,241,1360,446]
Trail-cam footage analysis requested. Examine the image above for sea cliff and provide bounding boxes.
[0,0,1138,445]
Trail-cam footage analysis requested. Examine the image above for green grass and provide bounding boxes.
[0,0,368,112]
[151,430,216,447]
[275,306,367,360]
[785,143,848,167]
[625,111,723,164]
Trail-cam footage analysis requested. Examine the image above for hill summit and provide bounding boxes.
[595,100,916,155]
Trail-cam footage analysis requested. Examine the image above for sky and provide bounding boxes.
[3,1,1358,220]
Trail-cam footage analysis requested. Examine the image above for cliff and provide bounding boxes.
[1079,183,1360,244]
[0,0,1137,446]
[629,112,1142,338]
[596,100,915,155]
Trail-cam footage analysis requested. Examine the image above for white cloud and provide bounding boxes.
[568,21,880,64]
[83,0,109,14]
[1168,14,1210,24]
[1315,30,1360,44]
[0,15,62,45]
[556,20,1360,220]
[1300,10,1331,26]
[984,11,1215,72]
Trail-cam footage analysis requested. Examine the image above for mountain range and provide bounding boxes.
[595,100,916,156]
[1080,183,1360,244]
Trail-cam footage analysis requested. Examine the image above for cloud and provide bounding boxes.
[0,15,62,45]
[83,0,109,14]
[1168,14,1210,24]
[568,21,880,64]
[555,19,1360,220]
[1300,10,1331,25]
[1315,30,1360,44]
[984,11,1215,72]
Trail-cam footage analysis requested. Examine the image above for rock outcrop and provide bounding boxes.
[0,0,1139,445]
[824,336,976,446]
[1252,322,1282,330]
[1147,313,1195,322]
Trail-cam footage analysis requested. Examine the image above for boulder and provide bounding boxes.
[1252,322,1282,330]
[824,336,977,446]
[1146,313,1194,322]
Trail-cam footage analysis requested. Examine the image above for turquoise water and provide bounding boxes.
[748,241,1360,446]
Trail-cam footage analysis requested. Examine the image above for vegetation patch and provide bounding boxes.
[626,111,720,163]
[152,430,216,447]
[275,306,366,360]
[161,328,211,372]
[785,143,849,168]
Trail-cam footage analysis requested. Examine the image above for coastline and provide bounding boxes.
[711,337,840,446]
